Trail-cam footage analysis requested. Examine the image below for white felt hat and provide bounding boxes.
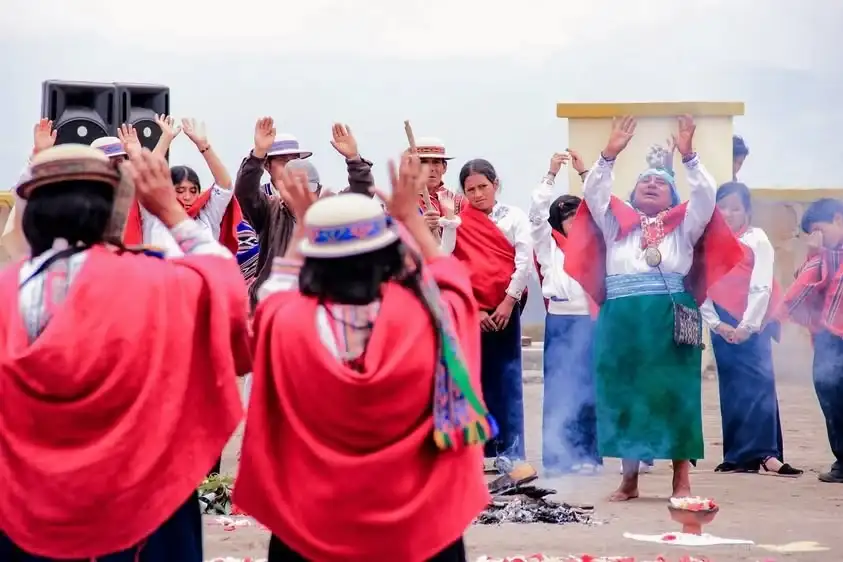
[414,136,453,160]
[267,133,313,159]
[90,136,127,158]
[299,193,398,258]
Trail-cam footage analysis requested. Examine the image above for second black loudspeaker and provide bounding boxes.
[115,83,170,152]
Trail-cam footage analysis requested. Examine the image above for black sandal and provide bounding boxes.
[761,457,803,477]
[714,462,738,472]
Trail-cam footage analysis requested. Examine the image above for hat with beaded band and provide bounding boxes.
[90,136,127,159]
[299,193,398,258]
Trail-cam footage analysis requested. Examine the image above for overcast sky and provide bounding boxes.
[2,0,841,215]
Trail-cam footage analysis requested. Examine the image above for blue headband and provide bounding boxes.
[630,168,680,208]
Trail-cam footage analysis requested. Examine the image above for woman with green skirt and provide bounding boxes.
[563,115,743,501]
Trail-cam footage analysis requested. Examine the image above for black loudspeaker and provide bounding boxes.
[114,83,170,152]
[41,81,118,146]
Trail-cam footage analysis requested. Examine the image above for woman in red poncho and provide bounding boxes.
[441,159,533,462]
[0,146,250,561]
[235,153,494,562]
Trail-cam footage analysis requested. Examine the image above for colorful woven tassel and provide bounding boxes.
[419,271,498,451]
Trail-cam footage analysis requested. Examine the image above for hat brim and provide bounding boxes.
[299,230,399,259]
[268,150,313,159]
[418,155,453,160]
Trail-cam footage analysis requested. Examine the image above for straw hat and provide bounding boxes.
[415,136,453,160]
[267,133,313,159]
[16,144,120,200]
[299,193,398,258]
[90,136,127,158]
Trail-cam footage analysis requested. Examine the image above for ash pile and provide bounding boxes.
[475,456,594,526]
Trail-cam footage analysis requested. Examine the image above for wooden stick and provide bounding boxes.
[403,120,434,211]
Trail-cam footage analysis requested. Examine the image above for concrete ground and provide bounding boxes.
[205,372,842,561]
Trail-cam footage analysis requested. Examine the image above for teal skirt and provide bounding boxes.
[593,273,704,460]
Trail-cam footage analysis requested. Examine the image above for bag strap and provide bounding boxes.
[654,263,679,306]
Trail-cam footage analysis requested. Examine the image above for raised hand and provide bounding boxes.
[154,114,181,140]
[603,116,637,160]
[675,115,696,157]
[253,117,276,157]
[274,164,316,221]
[567,149,586,174]
[438,189,456,219]
[329,123,359,160]
[122,149,185,227]
[33,118,57,155]
[372,152,429,222]
[181,118,208,150]
[548,152,570,176]
[117,123,143,159]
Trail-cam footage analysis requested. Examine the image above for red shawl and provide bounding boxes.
[534,231,599,317]
[564,196,743,306]
[451,204,517,311]
[0,247,251,558]
[780,248,843,336]
[235,257,489,562]
[123,188,243,255]
[707,231,782,328]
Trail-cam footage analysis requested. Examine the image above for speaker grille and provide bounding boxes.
[131,118,162,152]
[55,119,108,146]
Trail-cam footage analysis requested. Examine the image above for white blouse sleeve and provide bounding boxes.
[506,207,533,300]
[700,298,721,329]
[740,229,775,332]
[681,154,717,245]
[528,175,557,274]
[582,155,619,240]
[198,183,235,235]
[438,216,460,255]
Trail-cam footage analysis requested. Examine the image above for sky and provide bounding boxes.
[1,0,840,320]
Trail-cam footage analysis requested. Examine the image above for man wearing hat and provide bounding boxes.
[234,117,375,310]
[414,137,465,234]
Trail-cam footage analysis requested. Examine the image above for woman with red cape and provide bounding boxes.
[0,146,250,560]
[701,181,802,476]
[235,154,493,561]
[442,159,533,463]
[563,116,743,501]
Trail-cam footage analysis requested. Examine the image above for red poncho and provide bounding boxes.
[707,229,782,331]
[123,189,243,255]
[781,247,843,336]
[235,256,489,562]
[564,196,743,307]
[0,246,251,558]
[451,204,517,311]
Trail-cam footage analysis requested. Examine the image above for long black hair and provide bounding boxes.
[548,194,581,234]
[22,180,113,257]
[170,165,201,189]
[458,158,498,191]
[716,181,752,215]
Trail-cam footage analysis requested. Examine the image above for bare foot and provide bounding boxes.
[609,477,639,502]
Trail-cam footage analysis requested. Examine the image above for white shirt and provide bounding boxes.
[141,183,233,257]
[700,226,774,332]
[583,154,717,276]
[441,201,533,300]
[528,175,589,316]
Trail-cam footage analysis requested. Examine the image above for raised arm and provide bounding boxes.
[584,116,637,234]
[529,153,569,267]
[182,118,232,189]
[674,115,716,244]
[328,123,376,197]
[235,117,275,233]
[150,114,181,159]
[740,229,775,332]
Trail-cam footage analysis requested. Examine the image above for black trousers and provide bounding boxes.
[268,535,467,562]
[812,331,843,469]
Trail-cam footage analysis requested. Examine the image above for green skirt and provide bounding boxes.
[593,289,703,460]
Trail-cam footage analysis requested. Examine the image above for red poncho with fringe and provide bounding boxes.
[0,246,251,558]
[123,189,243,254]
[563,196,743,307]
[235,256,489,562]
[780,247,843,336]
